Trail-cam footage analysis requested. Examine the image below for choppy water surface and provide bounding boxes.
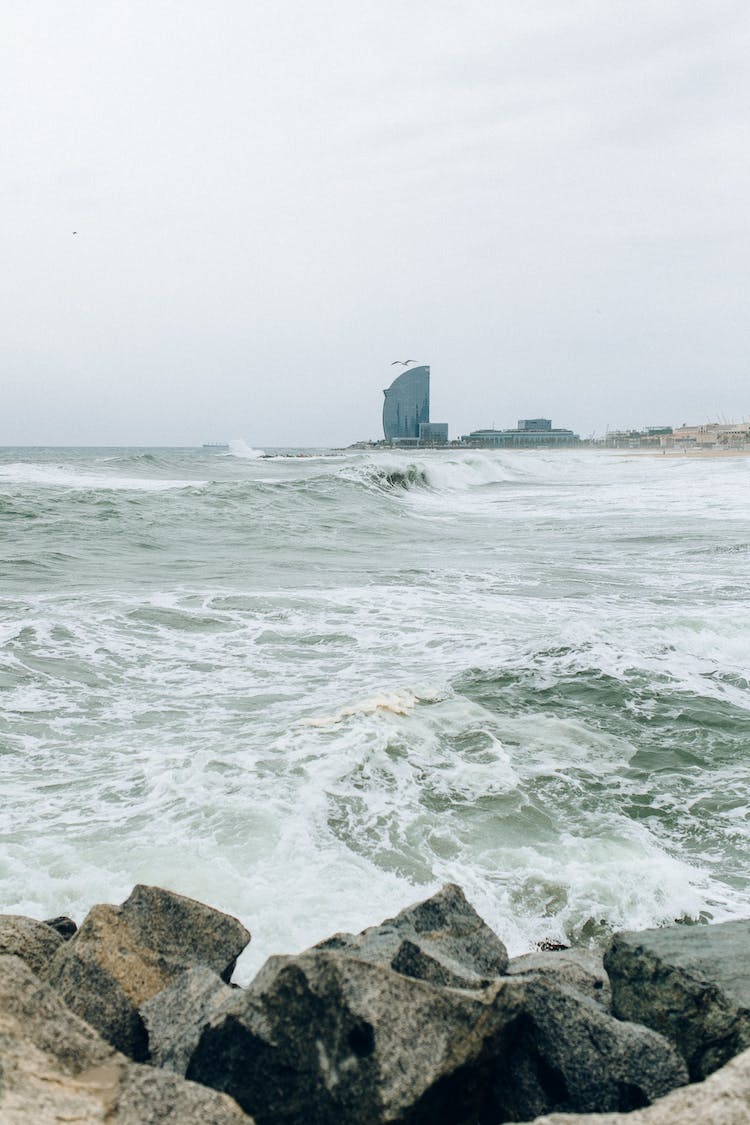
[1,445,748,978]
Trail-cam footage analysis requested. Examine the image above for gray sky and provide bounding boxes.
[2,0,749,446]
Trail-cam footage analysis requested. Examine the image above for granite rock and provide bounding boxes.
[495,973,687,1119]
[141,965,236,1074]
[0,953,251,1123]
[314,882,509,989]
[0,912,64,975]
[520,1044,750,1125]
[45,884,250,1060]
[187,948,509,1125]
[605,918,750,1079]
[186,948,686,1125]
[507,948,611,1010]
[44,913,78,939]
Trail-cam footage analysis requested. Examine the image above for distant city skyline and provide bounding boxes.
[3,2,749,446]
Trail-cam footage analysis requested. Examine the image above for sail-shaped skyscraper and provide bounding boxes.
[382,365,430,441]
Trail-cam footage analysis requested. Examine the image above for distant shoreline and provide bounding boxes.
[347,444,750,458]
[612,447,750,459]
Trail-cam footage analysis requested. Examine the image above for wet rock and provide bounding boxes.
[186,948,686,1125]
[0,913,63,974]
[507,948,611,1010]
[0,953,251,1123]
[520,1044,750,1124]
[314,882,509,988]
[45,884,250,1060]
[141,966,235,1075]
[44,914,78,939]
[605,918,750,1079]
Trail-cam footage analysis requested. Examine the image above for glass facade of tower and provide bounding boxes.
[382,366,430,441]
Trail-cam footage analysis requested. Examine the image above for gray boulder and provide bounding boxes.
[314,882,509,988]
[141,965,236,1074]
[185,948,686,1125]
[0,953,251,1123]
[187,949,504,1125]
[44,914,78,939]
[115,1065,252,1124]
[520,1044,750,1124]
[507,948,611,1010]
[494,974,687,1120]
[0,912,63,974]
[605,918,750,1079]
[45,884,250,1060]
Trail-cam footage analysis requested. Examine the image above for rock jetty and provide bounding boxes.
[1,883,748,1123]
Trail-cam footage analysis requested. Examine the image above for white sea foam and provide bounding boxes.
[304,688,422,726]
[0,462,202,491]
[1,447,749,978]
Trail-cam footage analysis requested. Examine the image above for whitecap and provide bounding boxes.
[228,439,265,459]
[0,463,204,491]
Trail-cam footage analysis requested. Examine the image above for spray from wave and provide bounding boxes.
[229,439,265,460]
[340,452,527,500]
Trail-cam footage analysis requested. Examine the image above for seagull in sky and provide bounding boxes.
[391,359,416,366]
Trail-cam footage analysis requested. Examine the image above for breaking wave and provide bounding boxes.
[363,464,432,492]
[1,444,749,976]
[228,439,265,460]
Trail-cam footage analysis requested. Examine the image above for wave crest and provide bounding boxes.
[366,465,431,492]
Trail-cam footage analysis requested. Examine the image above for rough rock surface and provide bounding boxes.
[521,1044,750,1125]
[188,949,505,1125]
[44,913,78,939]
[115,1065,251,1125]
[44,884,251,1060]
[314,882,509,988]
[507,948,611,1009]
[605,918,750,1079]
[0,912,63,974]
[0,953,251,1123]
[186,948,686,1125]
[141,965,236,1074]
[497,974,687,1120]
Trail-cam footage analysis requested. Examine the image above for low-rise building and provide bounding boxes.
[605,427,672,449]
[665,421,750,449]
[461,419,579,448]
[418,422,449,444]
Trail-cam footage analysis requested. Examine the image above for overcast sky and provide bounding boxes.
[2,1,749,445]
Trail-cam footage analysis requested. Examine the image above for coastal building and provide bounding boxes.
[382,365,449,444]
[382,365,429,441]
[461,419,579,448]
[419,422,449,444]
[664,421,750,449]
[605,427,672,449]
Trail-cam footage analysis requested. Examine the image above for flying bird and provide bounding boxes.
[391,359,415,366]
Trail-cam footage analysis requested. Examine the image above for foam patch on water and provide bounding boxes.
[304,688,422,725]
[0,462,203,491]
[1,448,749,980]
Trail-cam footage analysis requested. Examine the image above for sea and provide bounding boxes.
[1,443,748,980]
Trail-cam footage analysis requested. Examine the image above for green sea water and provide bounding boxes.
[1,444,748,977]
